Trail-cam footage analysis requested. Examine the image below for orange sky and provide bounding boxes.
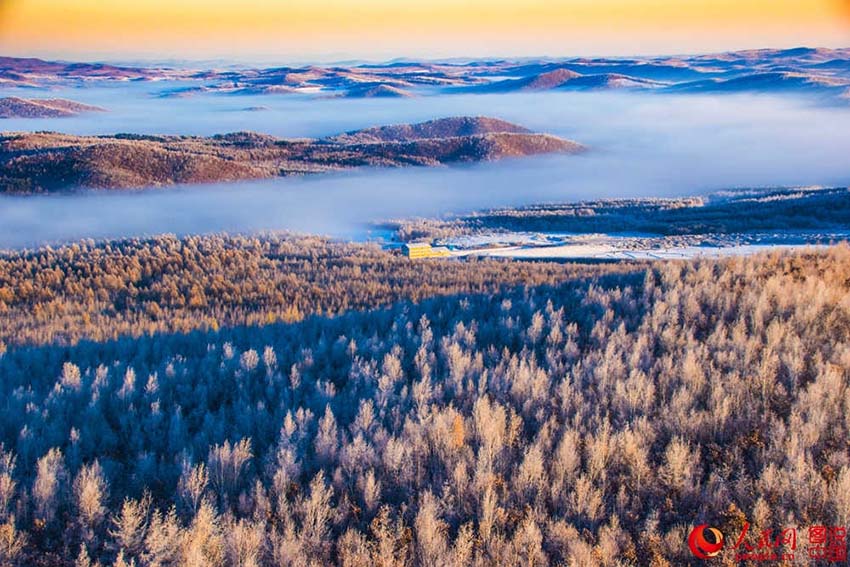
[0,0,848,62]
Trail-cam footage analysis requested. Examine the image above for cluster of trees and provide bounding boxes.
[0,241,848,566]
[0,234,629,347]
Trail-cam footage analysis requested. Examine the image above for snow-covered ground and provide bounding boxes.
[441,231,849,260]
[465,243,827,260]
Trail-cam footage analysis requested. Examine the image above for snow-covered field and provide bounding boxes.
[465,243,828,260]
[442,231,848,260]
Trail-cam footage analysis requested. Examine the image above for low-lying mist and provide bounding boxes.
[2,86,850,249]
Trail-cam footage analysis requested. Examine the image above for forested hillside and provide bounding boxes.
[0,245,848,566]
[0,117,581,193]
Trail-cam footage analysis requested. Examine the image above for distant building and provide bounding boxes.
[402,242,451,259]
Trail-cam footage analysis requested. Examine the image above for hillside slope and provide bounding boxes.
[0,96,105,118]
[0,116,584,193]
[327,116,532,143]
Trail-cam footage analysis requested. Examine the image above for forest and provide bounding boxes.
[0,235,848,566]
[0,234,631,347]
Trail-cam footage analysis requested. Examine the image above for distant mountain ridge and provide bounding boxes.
[1,47,848,102]
[0,116,584,193]
[468,69,667,93]
[341,83,413,98]
[667,71,850,96]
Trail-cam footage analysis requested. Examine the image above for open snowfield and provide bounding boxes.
[442,230,848,260]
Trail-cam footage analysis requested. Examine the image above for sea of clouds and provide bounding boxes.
[1,85,850,249]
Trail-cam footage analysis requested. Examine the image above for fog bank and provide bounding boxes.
[2,87,850,249]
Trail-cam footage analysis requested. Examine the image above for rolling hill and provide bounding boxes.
[0,116,584,193]
[0,97,105,118]
[3,47,849,102]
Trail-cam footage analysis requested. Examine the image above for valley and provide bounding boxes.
[1,43,849,567]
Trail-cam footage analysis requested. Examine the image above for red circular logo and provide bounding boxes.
[688,525,724,559]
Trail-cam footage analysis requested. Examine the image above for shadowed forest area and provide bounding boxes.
[0,239,848,566]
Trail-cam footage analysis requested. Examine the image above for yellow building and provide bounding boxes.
[402,242,451,259]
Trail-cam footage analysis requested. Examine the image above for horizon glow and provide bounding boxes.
[0,0,848,63]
